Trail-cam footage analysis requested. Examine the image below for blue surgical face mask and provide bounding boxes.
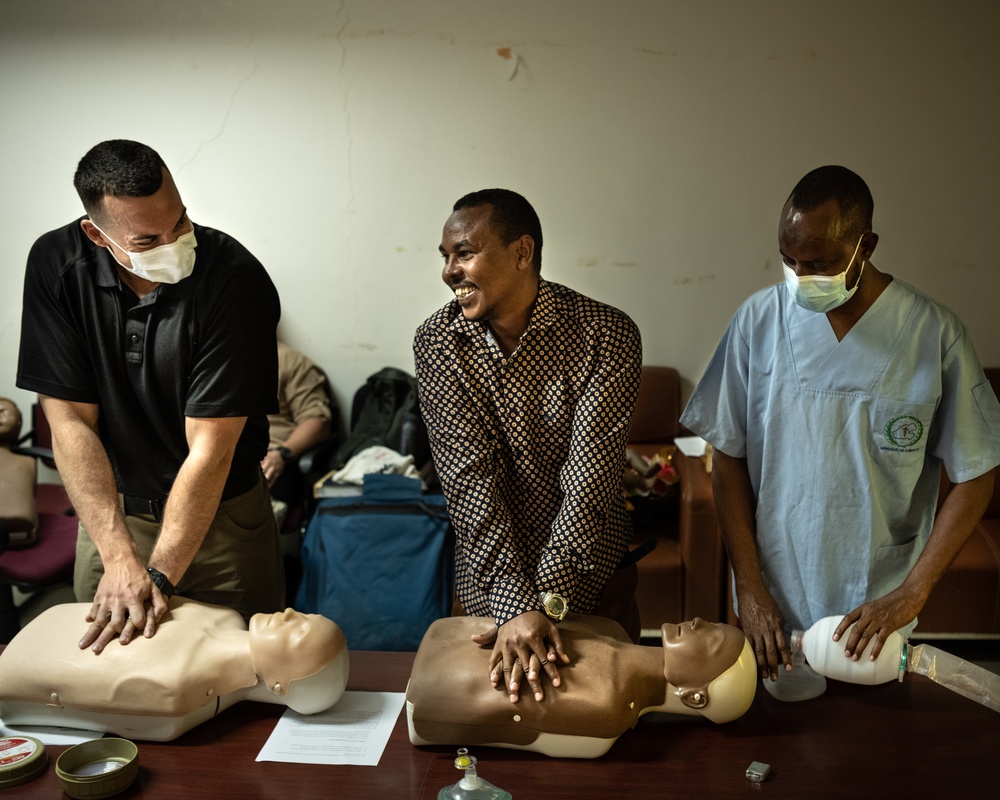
[783,235,865,313]
[91,222,197,284]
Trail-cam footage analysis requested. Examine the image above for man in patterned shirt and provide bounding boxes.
[413,189,642,704]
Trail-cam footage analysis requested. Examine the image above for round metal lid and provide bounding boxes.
[0,735,48,789]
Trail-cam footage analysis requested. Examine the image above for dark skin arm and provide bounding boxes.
[712,448,792,681]
[834,469,994,659]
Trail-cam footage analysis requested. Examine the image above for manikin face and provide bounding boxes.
[661,617,747,690]
[438,204,531,324]
[82,168,193,272]
[0,398,22,444]
[249,608,345,694]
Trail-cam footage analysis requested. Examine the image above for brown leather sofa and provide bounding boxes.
[626,367,727,631]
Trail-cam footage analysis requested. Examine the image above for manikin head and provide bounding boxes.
[248,608,347,710]
[0,398,23,446]
[662,618,757,723]
[277,657,350,714]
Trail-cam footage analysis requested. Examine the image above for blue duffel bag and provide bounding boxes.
[295,473,453,651]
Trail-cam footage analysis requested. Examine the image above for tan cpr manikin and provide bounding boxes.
[0,598,348,741]
[0,398,38,546]
[406,614,756,758]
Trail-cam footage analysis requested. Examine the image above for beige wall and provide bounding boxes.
[2,1,998,415]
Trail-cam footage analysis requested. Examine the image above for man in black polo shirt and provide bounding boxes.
[16,139,284,654]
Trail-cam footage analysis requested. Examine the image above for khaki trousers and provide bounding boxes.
[74,474,285,621]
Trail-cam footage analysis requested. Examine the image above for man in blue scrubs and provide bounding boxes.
[682,166,1000,686]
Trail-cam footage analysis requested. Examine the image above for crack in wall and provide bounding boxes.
[333,0,361,336]
[334,0,355,212]
[177,58,260,174]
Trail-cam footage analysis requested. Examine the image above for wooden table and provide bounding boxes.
[4,650,998,799]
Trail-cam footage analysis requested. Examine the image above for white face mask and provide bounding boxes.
[783,235,865,313]
[91,222,197,284]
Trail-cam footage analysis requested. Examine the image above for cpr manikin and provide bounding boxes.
[406,614,756,758]
[0,398,38,547]
[0,598,349,741]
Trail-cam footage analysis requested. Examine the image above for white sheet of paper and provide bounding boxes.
[255,691,405,766]
[674,435,708,457]
[0,721,103,746]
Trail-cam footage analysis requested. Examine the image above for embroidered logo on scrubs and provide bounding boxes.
[884,415,924,449]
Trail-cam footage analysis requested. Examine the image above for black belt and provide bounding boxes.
[618,537,657,568]
[123,495,165,522]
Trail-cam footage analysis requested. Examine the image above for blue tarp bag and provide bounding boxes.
[295,473,453,651]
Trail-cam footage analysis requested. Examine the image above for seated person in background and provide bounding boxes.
[0,398,38,547]
[0,597,348,741]
[262,342,334,521]
[406,614,755,758]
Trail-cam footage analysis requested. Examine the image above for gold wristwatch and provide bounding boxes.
[538,591,568,622]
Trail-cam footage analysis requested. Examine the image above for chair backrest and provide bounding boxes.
[0,513,77,587]
[30,403,57,471]
[628,366,681,444]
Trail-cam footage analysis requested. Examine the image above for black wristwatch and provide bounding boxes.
[272,445,294,462]
[147,567,176,599]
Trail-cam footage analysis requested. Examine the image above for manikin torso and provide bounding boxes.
[0,448,37,538]
[406,615,755,758]
[0,599,349,741]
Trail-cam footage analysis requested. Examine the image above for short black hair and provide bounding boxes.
[73,140,168,222]
[453,188,543,270]
[786,165,874,241]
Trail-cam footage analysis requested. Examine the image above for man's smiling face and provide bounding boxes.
[438,204,524,324]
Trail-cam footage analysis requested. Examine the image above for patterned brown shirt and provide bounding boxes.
[414,280,641,625]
